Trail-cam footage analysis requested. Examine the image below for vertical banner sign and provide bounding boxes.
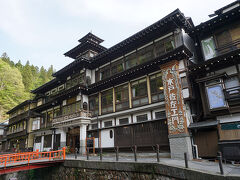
[161,61,188,135]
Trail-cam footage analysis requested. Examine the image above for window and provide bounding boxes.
[32,118,40,130]
[111,59,124,75]
[115,84,129,111]
[119,118,129,125]
[89,94,99,116]
[110,130,113,139]
[155,36,175,57]
[138,44,154,64]
[92,123,98,129]
[216,30,232,54]
[155,111,166,119]
[104,121,112,128]
[54,107,61,118]
[136,114,148,122]
[131,78,148,107]
[47,111,53,122]
[44,135,52,148]
[101,89,113,114]
[201,37,216,60]
[100,65,111,80]
[150,73,164,102]
[35,136,41,143]
[224,76,240,95]
[181,76,188,89]
[125,52,138,70]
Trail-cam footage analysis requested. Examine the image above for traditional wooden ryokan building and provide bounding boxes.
[3,1,240,161]
[188,0,240,161]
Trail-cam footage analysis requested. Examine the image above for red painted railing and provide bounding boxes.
[0,147,65,168]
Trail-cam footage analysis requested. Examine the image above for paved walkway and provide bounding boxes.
[66,153,240,176]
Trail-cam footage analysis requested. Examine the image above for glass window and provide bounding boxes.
[89,94,99,116]
[104,121,112,128]
[119,118,129,125]
[181,77,188,88]
[136,114,148,122]
[224,76,240,95]
[155,36,175,57]
[54,107,61,118]
[131,78,148,107]
[101,89,113,114]
[47,111,53,122]
[44,135,52,148]
[115,84,129,111]
[92,123,98,129]
[125,52,138,70]
[150,73,164,102]
[201,37,217,60]
[100,65,111,80]
[110,130,113,138]
[155,111,166,119]
[111,59,124,75]
[138,44,154,64]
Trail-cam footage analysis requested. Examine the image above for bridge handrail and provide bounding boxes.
[0,147,65,168]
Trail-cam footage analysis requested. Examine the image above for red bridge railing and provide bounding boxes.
[0,147,65,168]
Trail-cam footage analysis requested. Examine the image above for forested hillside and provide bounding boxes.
[0,53,54,121]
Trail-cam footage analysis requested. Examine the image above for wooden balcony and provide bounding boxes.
[224,86,240,107]
[52,110,91,128]
[216,39,240,57]
[8,112,28,125]
[6,129,27,139]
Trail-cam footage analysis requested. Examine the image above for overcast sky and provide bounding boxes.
[0,0,234,70]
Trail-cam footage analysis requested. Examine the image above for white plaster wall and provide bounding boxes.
[218,113,240,123]
[86,69,91,78]
[82,94,88,104]
[133,111,151,123]
[116,115,131,125]
[215,66,237,75]
[0,129,4,135]
[91,70,96,84]
[100,129,114,148]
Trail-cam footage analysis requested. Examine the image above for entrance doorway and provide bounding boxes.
[67,127,80,153]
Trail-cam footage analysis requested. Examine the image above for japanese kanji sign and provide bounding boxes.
[161,61,188,135]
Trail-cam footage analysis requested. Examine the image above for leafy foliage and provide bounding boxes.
[0,53,54,120]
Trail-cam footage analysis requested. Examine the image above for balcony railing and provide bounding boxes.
[52,110,91,125]
[216,39,240,56]
[224,86,240,102]
[8,112,28,125]
[7,127,24,135]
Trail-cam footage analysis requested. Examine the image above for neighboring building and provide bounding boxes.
[188,0,240,160]
[0,120,8,152]
[6,100,37,152]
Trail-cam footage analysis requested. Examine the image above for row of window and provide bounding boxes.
[89,73,164,116]
[91,111,166,129]
[95,35,176,82]
[8,121,26,134]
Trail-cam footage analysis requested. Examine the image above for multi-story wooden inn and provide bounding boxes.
[188,0,240,161]
[5,9,195,159]
[5,1,239,160]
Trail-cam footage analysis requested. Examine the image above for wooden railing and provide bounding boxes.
[216,39,240,56]
[224,86,240,101]
[0,148,65,168]
[52,110,91,124]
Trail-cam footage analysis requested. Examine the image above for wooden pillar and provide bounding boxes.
[98,92,101,116]
[128,82,132,108]
[113,87,116,112]
[146,75,152,104]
